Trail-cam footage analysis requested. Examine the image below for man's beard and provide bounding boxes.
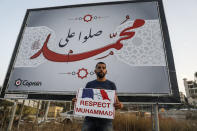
[96,72,106,78]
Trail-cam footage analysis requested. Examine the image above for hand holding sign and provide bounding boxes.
[114,94,123,109]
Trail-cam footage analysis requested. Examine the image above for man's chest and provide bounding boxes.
[90,84,113,90]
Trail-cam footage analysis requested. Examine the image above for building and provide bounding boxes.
[48,106,63,118]
[183,74,197,106]
[17,99,41,109]
[179,92,186,104]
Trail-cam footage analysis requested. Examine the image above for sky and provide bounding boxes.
[0,0,197,95]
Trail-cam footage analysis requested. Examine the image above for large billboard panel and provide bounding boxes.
[1,0,180,103]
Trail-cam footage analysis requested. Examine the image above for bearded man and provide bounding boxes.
[73,62,123,131]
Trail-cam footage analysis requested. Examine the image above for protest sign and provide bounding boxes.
[74,88,115,119]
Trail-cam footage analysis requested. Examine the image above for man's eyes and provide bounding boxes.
[98,67,106,69]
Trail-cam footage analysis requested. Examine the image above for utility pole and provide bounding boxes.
[35,100,41,123]
[44,101,50,122]
[7,100,17,131]
[70,101,72,110]
[153,104,160,131]
[151,104,154,131]
[17,100,25,130]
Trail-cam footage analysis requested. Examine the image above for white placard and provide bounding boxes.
[74,88,115,119]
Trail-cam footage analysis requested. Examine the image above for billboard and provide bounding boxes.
[1,0,180,103]
[74,88,115,119]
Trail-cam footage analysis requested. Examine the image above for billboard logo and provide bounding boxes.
[15,79,22,87]
[14,79,42,87]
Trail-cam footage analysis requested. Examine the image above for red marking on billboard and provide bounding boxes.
[77,68,88,79]
[30,19,145,62]
[83,14,93,22]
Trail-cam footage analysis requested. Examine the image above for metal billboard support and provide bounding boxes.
[35,100,41,124]
[70,101,72,111]
[152,104,160,131]
[44,101,50,121]
[7,100,17,131]
[17,100,25,130]
[151,104,154,130]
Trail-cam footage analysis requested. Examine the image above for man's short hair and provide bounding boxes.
[95,62,106,68]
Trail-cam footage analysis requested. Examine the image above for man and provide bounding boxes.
[72,62,123,131]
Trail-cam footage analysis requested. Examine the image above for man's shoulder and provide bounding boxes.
[86,80,97,84]
[87,79,115,84]
[106,79,115,85]
[85,79,116,90]
[106,80,116,89]
[85,80,97,88]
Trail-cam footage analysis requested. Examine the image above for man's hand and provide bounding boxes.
[114,101,123,109]
[72,98,77,104]
[114,95,123,110]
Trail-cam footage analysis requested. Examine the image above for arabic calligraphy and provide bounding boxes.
[59,28,102,47]
[95,51,114,60]
[82,28,102,43]
[109,15,130,39]
[59,29,75,47]
[109,33,117,38]
[30,19,145,62]
[121,15,130,24]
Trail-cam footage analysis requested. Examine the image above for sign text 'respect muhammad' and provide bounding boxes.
[74,88,115,119]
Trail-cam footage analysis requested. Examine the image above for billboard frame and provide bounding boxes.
[1,0,180,103]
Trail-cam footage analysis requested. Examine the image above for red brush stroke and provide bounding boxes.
[30,19,145,62]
